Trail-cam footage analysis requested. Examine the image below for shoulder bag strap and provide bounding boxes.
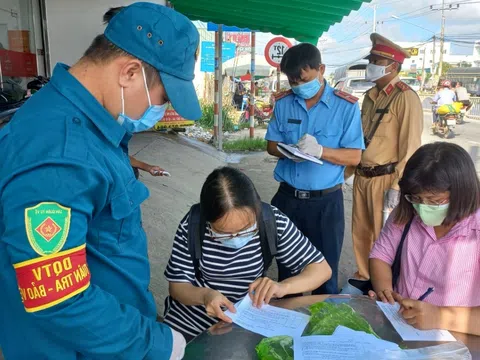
[391,216,414,288]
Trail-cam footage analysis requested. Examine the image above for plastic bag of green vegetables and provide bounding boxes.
[256,336,293,360]
[304,302,378,337]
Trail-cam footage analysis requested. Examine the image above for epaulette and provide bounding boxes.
[396,81,412,92]
[273,89,293,101]
[334,90,359,104]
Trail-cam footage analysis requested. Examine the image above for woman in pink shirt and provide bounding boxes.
[369,142,480,336]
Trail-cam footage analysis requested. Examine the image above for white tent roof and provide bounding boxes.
[223,54,276,78]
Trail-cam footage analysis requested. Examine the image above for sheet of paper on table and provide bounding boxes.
[223,294,310,338]
[376,301,456,342]
[293,330,400,360]
[277,143,324,165]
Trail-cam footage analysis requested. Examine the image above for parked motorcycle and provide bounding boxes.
[431,104,456,139]
[0,76,49,125]
[239,100,273,126]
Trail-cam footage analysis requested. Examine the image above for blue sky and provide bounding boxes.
[318,0,480,69]
[253,0,480,72]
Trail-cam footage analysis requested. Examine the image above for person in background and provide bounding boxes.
[265,43,364,294]
[369,142,480,336]
[432,80,456,124]
[345,33,423,286]
[164,167,331,341]
[454,81,471,109]
[130,156,167,179]
[0,3,200,359]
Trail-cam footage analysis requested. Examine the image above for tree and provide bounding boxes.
[459,61,472,68]
[441,62,453,76]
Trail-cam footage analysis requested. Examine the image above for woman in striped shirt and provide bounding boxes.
[163,167,332,341]
[370,142,480,336]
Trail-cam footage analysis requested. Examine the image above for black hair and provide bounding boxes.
[200,167,262,223]
[458,81,463,86]
[82,7,159,85]
[280,43,321,82]
[395,142,480,226]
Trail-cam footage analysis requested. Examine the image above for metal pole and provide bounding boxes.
[276,68,281,92]
[214,31,219,140]
[249,31,256,139]
[420,45,427,91]
[0,62,3,91]
[438,0,446,76]
[218,25,224,151]
[373,4,377,33]
[432,35,436,78]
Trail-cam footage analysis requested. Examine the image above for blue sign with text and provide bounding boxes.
[207,22,252,32]
[200,41,236,73]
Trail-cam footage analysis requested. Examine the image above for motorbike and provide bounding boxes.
[431,103,457,139]
[0,76,49,125]
[456,101,472,125]
[239,100,273,126]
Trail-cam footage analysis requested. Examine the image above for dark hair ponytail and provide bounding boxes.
[200,167,262,223]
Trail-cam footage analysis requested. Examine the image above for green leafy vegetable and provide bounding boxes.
[304,302,378,337]
[256,302,379,359]
[255,336,293,360]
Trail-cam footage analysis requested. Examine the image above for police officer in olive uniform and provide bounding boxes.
[348,34,423,282]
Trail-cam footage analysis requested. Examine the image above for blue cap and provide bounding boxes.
[104,2,201,120]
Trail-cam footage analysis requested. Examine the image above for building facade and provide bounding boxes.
[1,0,167,96]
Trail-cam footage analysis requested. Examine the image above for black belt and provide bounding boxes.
[356,162,397,178]
[279,183,342,200]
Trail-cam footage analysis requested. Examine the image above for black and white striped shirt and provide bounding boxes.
[163,206,324,340]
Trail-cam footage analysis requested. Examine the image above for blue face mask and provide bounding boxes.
[211,223,258,250]
[117,67,166,133]
[291,78,323,99]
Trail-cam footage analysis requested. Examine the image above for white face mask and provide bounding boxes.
[365,63,392,82]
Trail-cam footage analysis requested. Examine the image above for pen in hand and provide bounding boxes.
[418,287,435,301]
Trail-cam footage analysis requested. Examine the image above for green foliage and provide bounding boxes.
[223,137,267,152]
[197,101,236,132]
[256,336,293,360]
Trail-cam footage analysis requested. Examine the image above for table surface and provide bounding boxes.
[183,295,480,359]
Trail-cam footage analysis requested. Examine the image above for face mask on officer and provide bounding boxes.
[290,65,325,100]
[365,61,396,82]
[117,66,167,133]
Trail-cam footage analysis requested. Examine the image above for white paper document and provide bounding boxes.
[224,294,310,338]
[293,334,399,360]
[332,326,400,351]
[377,301,456,342]
[277,143,324,165]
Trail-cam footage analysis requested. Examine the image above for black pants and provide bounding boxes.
[272,187,344,294]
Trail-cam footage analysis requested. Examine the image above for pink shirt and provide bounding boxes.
[370,209,480,307]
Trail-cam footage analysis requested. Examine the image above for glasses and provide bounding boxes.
[405,194,449,206]
[208,226,258,241]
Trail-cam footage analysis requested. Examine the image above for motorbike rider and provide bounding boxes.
[432,80,456,124]
[454,81,471,109]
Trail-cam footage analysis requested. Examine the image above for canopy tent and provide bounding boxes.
[169,0,371,43]
[223,54,275,78]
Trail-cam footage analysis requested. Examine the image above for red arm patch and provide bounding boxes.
[13,244,90,312]
[396,81,411,92]
[334,90,359,104]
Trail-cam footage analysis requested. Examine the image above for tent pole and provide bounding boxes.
[249,31,256,139]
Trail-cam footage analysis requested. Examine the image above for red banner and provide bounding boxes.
[0,49,38,77]
[161,109,185,122]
